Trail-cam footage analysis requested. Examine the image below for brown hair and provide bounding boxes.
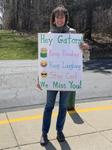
[50,6,69,26]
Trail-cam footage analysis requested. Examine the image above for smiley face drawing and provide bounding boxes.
[40,48,47,58]
[41,71,47,78]
[40,60,47,67]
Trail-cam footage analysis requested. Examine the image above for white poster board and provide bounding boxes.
[38,33,83,91]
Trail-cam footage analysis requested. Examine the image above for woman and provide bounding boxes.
[37,5,89,146]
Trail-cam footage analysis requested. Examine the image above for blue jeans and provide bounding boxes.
[42,90,70,134]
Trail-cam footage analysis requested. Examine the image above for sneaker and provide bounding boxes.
[57,131,65,142]
[40,133,49,146]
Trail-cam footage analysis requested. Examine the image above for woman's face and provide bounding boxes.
[53,14,66,27]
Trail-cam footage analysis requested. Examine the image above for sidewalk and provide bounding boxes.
[0,99,112,150]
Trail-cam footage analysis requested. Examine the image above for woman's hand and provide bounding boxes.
[37,83,42,90]
[36,77,42,90]
[80,42,90,62]
[80,43,89,53]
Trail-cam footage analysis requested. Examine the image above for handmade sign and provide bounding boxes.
[38,33,83,91]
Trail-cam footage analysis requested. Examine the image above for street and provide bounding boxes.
[0,59,112,111]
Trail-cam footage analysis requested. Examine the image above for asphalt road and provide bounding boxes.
[0,59,112,111]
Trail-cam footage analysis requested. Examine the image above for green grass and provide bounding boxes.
[0,30,37,59]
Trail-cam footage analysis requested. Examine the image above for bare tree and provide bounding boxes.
[2,0,112,35]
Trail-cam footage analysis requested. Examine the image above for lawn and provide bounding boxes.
[0,30,37,60]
